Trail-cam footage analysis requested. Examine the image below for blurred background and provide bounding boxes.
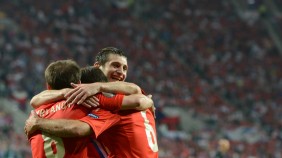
[0,0,282,157]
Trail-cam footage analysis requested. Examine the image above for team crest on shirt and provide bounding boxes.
[88,113,99,119]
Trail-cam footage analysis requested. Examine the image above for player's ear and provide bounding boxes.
[93,62,100,68]
[46,83,51,90]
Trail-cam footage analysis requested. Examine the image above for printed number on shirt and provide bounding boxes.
[141,111,158,152]
[42,132,65,157]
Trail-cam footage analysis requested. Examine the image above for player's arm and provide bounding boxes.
[100,81,142,95]
[30,81,142,109]
[24,94,153,137]
[25,111,92,138]
[121,94,156,117]
[66,82,142,105]
[121,94,153,111]
[30,89,99,109]
[98,93,153,112]
[30,89,70,108]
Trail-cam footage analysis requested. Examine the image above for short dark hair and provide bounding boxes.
[45,60,81,90]
[81,66,108,83]
[95,47,127,65]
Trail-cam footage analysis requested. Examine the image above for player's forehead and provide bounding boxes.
[106,54,128,66]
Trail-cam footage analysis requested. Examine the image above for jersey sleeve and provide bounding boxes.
[29,101,90,158]
[95,93,124,113]
[79,109,120,138]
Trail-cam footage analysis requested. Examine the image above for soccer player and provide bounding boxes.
[27,60,154,158]
[28,59,90,158]
[28,59,106,158]
[26,47,158,158]
[91,47,158,158]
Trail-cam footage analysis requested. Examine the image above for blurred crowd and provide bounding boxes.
[0,0,282,157]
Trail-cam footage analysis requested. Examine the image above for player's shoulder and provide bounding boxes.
[35,102,54,111]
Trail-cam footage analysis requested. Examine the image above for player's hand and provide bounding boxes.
[147,94,156,118]
[62,88,72,96]
[65,83,100,105]
[81,96,100,108]
[24,110,39,137]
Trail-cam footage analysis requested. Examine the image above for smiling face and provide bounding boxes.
[96,54,128,82]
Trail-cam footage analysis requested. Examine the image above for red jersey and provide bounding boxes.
[80,109,121,158]
[98,109,158,158]
[79,94,124,158]
[29,93,124,158]
[29,100,90,158]
[82,91,158,158]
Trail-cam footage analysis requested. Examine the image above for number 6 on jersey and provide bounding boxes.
[141,111,158,152]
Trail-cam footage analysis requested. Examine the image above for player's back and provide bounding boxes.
[98,108,158,158]
[29,100,90,158]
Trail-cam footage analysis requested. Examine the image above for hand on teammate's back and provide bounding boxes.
[24,110,39,137]
[147,94,156,118]
[65,83,101,107]
[80,96,100,108]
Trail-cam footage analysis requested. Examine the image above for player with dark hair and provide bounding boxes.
[91,47,159,157]
[26,47,158,158]
[80,66,108,83]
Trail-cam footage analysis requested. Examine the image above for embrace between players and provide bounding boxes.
[24,47,159,158]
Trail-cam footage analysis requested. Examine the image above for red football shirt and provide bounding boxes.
[82,91,159,158]
[98,109,158,158]
[79,94,124,157]
[29,100,90,158]
[29,93,124,158]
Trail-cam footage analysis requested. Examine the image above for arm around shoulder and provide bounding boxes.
[121,94,154,111]
[30,89,70,108]
[36,118,93,137]
[100,81,142,95]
